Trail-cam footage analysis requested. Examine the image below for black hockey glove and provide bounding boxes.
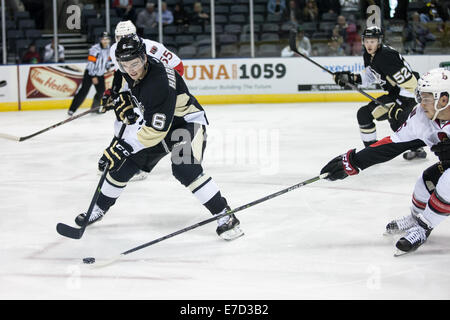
[99,89,118,113]
[387,103,403,121]
[431,140,450,163]
[113,92,138,124]
[320,149,360,181]
[333,71,360,87]
[98,153,108,172]
[387,103,405,131]
[103,138,133,172]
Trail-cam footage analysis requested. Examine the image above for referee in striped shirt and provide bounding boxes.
[68,32,112,116]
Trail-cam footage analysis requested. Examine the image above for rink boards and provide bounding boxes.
[0,55,445,112]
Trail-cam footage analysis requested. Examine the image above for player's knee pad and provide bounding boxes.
[422,162,446,194]
[429,169,450,217]
[172,163,204,187]
[357,104,374,125]
[101,160,139,196]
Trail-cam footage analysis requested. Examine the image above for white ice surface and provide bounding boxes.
[1,103,449,299]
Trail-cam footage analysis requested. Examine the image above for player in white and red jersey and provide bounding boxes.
[333,26,426,160]
[320,68,450,255]
[110,21,183,77]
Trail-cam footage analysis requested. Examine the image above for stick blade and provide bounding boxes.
[56,223,84,239]
[0,133,21,141]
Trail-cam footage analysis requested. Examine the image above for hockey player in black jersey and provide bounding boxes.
[333,26,426,160]
[75,35,244,241]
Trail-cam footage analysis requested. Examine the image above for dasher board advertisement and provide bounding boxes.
[18,63,114,110]
[0,66,19,112]
[182,55,447,96]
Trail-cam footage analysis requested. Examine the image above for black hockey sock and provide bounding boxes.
[96,193,116,212]
[204,192,228,215]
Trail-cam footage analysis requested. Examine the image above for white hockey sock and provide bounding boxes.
[101,173,127,199]
[188,174,220,205]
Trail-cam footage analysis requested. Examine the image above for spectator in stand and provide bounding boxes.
[283,0,302,25]
[43,39,65,63]
[267,0,286,16]
[281,27,311,57]
[345,23,362,55]
[419,1,445,22]
[327,35,345,56]
[156,1,174,25]
[173,2,190,27]
[333,15,348,41]
[136,2,157,30]
[22,43,41,64]
[190,2,209,26]
[317,0,341,17]
[404,12,437,54]
[302,0,319,22]
[113,0,136,22]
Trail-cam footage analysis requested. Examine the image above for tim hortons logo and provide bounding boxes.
[27,67,79,98]
[183,64,237,80]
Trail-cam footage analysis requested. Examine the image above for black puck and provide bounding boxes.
[83,257,95,264]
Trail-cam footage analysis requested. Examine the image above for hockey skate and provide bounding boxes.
[394,215,433,256]
[403,147,427,160]
[75,205,107,227]
[394,226,432,256]
[216,208,244,241]
[384,214,418,236]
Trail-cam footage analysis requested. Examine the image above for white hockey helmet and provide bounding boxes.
[415,68,450,120]
[114,20,137,42]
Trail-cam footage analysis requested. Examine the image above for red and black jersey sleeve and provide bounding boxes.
[353,137,426,170]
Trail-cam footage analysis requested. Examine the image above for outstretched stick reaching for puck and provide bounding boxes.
[288,29,389,110]
[0,106,101,142]
[83,173,328,267]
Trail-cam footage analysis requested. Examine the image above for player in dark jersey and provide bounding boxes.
[75,35,244,241]
[333,26,426,160]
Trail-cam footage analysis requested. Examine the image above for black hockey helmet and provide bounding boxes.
[362,26,383,43]
[115,34,146,73]
[100,31,110,39]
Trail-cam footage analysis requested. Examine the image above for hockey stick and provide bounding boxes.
[86,173,329,267]
[288,29,390,109]
[0,106,101,142]
[56,123,127,240]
